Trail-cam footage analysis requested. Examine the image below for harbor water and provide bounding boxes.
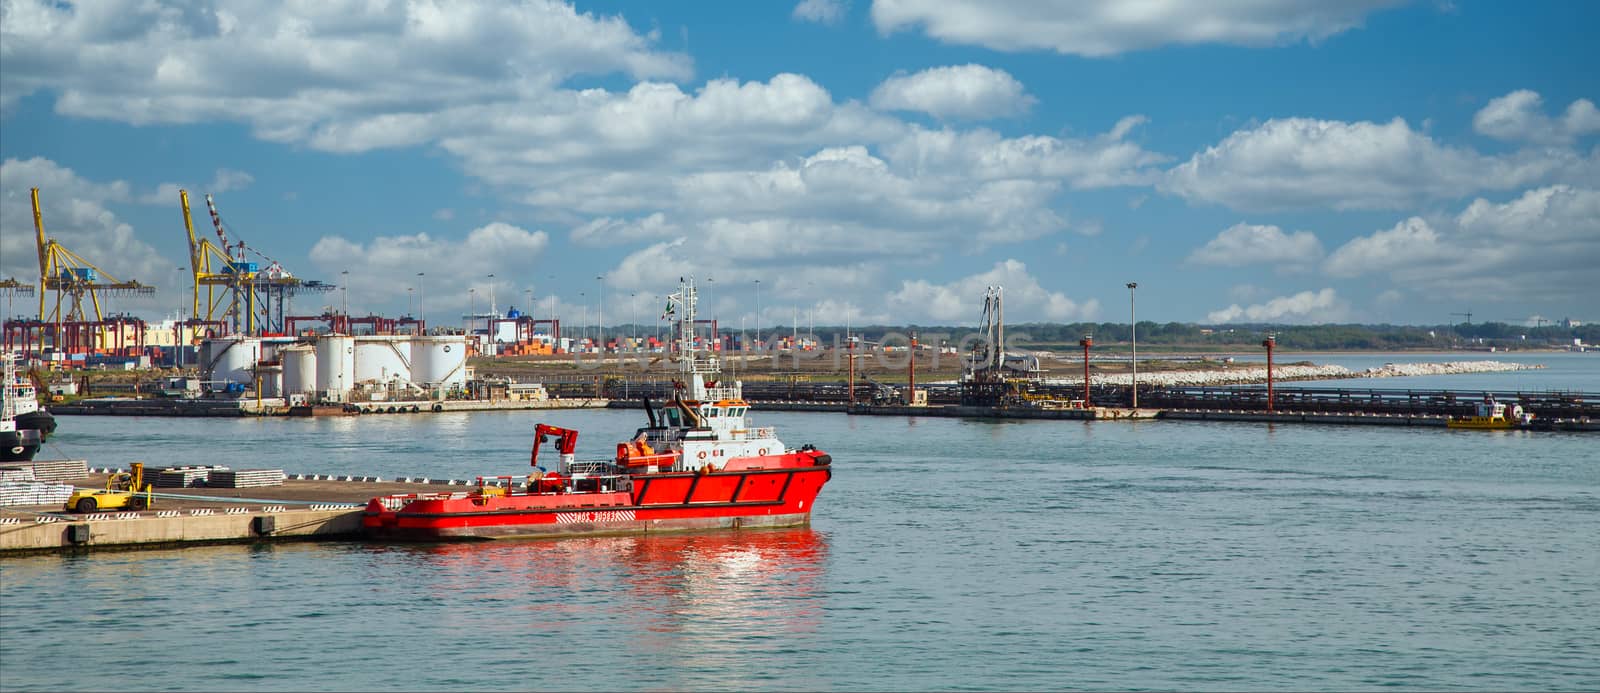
[3,357,1598,690]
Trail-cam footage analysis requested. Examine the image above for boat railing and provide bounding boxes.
[726,427,776,441]
[702,385,740,401]
[568,461,624,476]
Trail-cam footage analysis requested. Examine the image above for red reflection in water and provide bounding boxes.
[375,529,829,653]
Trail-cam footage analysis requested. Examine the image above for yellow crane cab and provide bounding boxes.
[66,462,152,513]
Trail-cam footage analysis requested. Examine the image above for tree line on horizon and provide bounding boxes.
[712,321,1598,351]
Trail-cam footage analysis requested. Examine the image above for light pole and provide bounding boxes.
[753,279,761,348]
[579,292,587,348]
[417,272,426,329]
[468,288,476,334]
[1127,282,1138,408]
[487,273,496,318]
[1262,334,1276,413]
[596,275,605,356]
[175,266,186,366]
[807,280,815,341]
[630,292,637,347]
[407,287,414,317]
[1079,335,1093,407]
[524,289,532,315]
[340,270,349,317]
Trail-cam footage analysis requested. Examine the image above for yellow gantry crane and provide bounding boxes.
[31,188,154,340]
[179,190,333,335]
[181,189,259,334]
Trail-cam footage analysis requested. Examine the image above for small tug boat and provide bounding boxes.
[363,277,833,540]
[2,354,46,463]
[1447,395,1534,430]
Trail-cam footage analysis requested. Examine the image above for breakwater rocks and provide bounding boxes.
[1044,360,1540,387]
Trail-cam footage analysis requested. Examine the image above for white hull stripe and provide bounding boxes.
[555,509,636,524]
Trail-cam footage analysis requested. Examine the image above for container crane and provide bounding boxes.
[31,188,155,352]
[207,193,334,334]
[181,191,333,335]
[182,189,257,335]
[1450,310,1473,325]
[0,279,35,351]
[0,278,34,296]
[0,278,34,319]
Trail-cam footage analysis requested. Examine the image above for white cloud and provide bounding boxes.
[571,213,678,246]
[1322,185,1600,301]
[0,0,693,129]
[138,168,255,205]
[0,158,176,311]
[879,117,1166,190]
[886,260,1098,323]
[1473,89,1600,145]
[1163,117,1594,211]
[308,221,549,310]
[870,64,1035,120]
[1187,223,1324,268]
[209,169,254,193]
[1323,217,1446,277]
[870,0,1402,56]
[3,2,1172,281]
[793,0,848,25]
[1207,288,1350,324]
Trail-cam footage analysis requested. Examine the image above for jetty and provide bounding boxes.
[0,464,527,554]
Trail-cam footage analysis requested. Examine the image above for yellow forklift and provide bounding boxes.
[66,462,153,513]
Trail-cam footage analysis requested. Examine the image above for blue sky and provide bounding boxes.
[2,0,1596,330]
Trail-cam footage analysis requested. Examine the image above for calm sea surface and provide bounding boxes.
[2,355,1598,691]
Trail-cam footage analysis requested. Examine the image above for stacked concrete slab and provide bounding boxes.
[153,466,227,488]
[24,459,88,482]
[0,466,35,482]
[0,481,74,507]
[207,469,285,489]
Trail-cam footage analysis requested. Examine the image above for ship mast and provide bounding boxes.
[669,276,732,402]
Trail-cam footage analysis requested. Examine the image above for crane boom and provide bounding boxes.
[203,193,237,260]
[32,188,47,318]
[180,190,204,318]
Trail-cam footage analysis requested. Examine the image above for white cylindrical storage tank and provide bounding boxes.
[258,337,298,365]
[281,345,317,396]
[410,335,468,389]
[315,335,356,402]
[257,364,283,398]
[201,336,260,386]
[354,336,411,385]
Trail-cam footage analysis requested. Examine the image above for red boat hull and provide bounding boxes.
[363,464,831,541]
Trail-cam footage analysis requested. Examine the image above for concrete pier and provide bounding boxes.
[51,397,612,417]
[0,474,460,554]
[1160,410,1449,426]
[1,507,362,553]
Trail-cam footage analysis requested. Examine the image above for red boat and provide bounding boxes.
[363,277,833,540]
